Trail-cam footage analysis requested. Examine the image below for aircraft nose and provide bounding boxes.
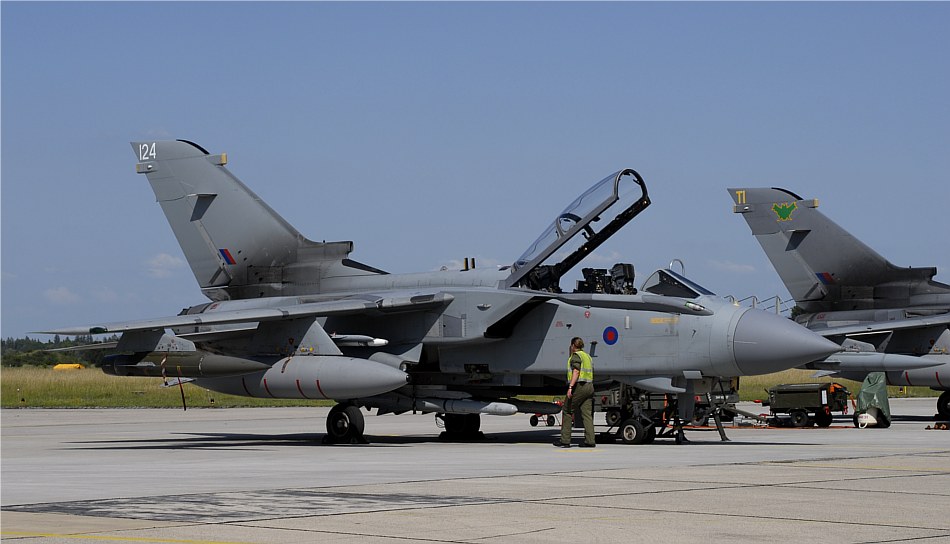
[733,310,840,375]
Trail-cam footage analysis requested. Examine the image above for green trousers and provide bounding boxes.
[559,381,595,445]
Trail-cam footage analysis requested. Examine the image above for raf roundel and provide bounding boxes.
[603,326,619,345]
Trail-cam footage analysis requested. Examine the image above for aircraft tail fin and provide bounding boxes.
[728,187,938,312]
[132,140,380,300]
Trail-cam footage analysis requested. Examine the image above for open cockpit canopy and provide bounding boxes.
[506,169,650,291]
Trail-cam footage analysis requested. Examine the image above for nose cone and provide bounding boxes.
[733,310,840,375]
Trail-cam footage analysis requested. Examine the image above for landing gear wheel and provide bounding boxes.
[938,391,950,419]
[442,413,482,439]
[790,409,810,428]
[546,415,556,427]
[814,410,833,428]
[619,418,647,445]
[605,409,622,427]
[691,407,710,427]
[325,404,366,443]
[529,415,539,427]
[643,424,657,444]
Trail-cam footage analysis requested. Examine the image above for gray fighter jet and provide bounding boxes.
[40,140,839,444]
[729,187,950,418]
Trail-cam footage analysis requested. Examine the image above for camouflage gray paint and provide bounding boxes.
[729,187,950,418]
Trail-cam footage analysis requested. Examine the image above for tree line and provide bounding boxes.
[1,335,119,367]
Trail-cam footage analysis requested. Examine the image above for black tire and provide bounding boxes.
[619,418,647,445]
[691,407,710,427]
[853,411,863,428]
[938,391,950,419]
[605,409,622,427]
[790,410,809,428]
[643,424,657,444]
[546,415,556,427]
[464,413,480,434]
[443,413,465,433]
[814,410,833,428]
[529,415,539,427]
[444,413,480,435]
[326,404,365,441]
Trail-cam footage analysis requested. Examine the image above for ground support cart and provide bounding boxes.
[763,382,851,427]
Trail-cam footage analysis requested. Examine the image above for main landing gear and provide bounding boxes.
[617,417,658,445]
[600,384,731,445]
[938,391,950,420]
[437,413,484,441]
[323,403,368,444]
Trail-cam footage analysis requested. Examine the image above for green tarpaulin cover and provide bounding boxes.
[856,372,891,424]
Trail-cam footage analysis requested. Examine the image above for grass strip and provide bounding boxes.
[0,367,937,409]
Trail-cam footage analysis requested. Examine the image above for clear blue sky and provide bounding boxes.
[2,2,948,339]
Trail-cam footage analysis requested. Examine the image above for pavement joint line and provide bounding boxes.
[155,477,950,530]
[557,470,947,483]
[531,472,950,500]
[759,462,950,473]
[7,468,948,523]
[767,471,950,485]
[9,446,945,511]
[0,532,251,544]
[854,534,950,544]
[217,522,514,544]
[5,404,948,541]
[783,483,950,497]
[526,499,950,533]
[1,471,582,509]
[4,496,512,525]
[461,526,559,542]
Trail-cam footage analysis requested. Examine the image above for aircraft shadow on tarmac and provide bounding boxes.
[890,414,942,422]
[61,426,822,450]
[62,428,561,450]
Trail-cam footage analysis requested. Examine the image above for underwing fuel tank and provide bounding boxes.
[199,356,410,400]
[102,352,270,377]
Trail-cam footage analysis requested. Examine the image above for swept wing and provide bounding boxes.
[38,291,454,336]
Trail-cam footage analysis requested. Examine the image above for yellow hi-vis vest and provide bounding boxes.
[567,350,594,383]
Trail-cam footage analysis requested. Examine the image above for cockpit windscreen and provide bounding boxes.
[505,169,650,291]
[641,269,715,299]
[513,172,618,271]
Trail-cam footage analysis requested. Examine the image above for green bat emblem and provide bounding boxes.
[772,202,797,221]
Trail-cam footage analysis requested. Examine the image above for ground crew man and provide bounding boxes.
[554,337,595,448]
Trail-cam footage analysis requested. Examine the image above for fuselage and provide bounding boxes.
[179,267,838,400]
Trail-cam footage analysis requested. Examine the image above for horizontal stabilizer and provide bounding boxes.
[811,312,950,338]
[728,187,947,312]
[131,140,382,300]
